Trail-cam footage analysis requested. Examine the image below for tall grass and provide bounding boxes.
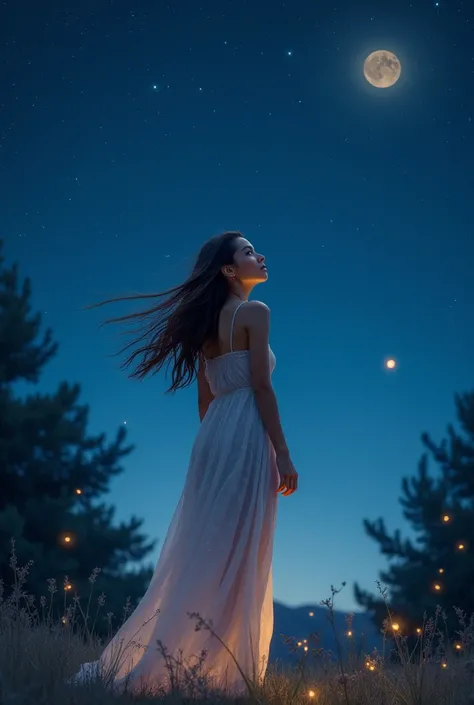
[1,542,474,704]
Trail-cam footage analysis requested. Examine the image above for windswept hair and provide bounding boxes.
[90,231,243,393]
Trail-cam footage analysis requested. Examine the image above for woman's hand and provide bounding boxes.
[276,452,298,496]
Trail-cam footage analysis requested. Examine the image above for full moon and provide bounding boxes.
[363,50,401,88]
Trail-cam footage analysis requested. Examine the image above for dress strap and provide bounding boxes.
[229,301,247,352]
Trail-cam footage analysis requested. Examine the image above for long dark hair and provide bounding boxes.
[91,231,243,393]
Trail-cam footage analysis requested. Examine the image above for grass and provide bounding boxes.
[1,542,474,705]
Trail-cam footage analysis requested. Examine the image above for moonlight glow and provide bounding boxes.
[364,50,401,88]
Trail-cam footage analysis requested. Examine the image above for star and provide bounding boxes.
[287,50,293,56]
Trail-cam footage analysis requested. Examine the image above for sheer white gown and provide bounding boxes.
[74,301,279,694]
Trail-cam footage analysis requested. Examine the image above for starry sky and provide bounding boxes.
[2,0,473,612]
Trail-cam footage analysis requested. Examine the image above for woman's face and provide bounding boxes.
[231,237,267,283]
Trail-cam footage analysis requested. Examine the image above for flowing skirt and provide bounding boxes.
[74,388,279,694]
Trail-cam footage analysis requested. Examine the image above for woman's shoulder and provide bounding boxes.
[244,299,269,313]
[223,299,269,320]
[240,300,270,329]
[243,300,270,317]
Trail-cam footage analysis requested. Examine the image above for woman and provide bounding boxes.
[75,231,298,694]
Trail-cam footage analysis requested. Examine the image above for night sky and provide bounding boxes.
[2,0,473,612]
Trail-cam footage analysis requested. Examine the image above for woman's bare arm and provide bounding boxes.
[245,301,290,456]
[197,354,215,421]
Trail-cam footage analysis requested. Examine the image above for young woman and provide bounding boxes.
[75,231,298,694]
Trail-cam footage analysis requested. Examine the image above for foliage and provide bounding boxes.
[355,390,474,632]
[0,240,154,633]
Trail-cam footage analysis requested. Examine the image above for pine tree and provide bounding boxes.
[355,391,474,631]
[0,240,155,632]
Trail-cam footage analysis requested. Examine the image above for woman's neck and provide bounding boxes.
[229,294,248,304]
[228,282,252,302]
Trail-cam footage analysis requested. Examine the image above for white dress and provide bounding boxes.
[74,301,279,694]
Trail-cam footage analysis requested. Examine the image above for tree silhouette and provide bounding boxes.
[0,240,155,633]
[355,391,474,631]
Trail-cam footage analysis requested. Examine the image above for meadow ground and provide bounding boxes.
[1,546,474,705]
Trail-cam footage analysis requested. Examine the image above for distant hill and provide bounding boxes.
[270,601,382,663]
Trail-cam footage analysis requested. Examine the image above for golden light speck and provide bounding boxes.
[65,583,72,591]
[308,690,316,698]
[442,514,451,523]
[438,568,445,574]
[392,623,400,631]
[304,646,309,652]
[60,532,75,548]
[416,628,422,635]
[297,641,302,647]
[442,662,447,669]
[455,643,462,650]
[385,358,397,370]
[309,611,314,616]
[75,488,82,495]
[456,542,466,551]
[347,630,353,637]
[434,583,442,592]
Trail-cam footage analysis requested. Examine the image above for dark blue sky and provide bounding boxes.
[2,0,473,611]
